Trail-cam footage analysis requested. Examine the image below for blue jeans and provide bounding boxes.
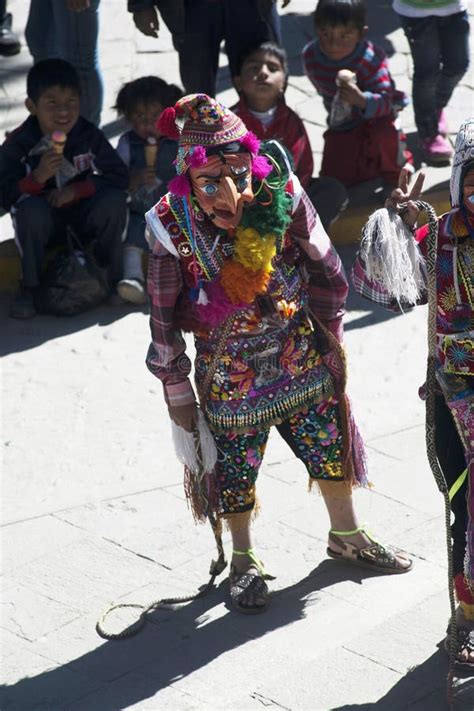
[25,0,103,126]
[125,211,147,251]
[399,11,470,139]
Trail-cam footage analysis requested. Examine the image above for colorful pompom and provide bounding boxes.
[157,107,180,139]
[193,280,244,327]
[168,174,192,196]
[252,155,273,180]
[189,145,208,168]
[233,226,276,272]
[240,131,260,156]
[220,260,270,304]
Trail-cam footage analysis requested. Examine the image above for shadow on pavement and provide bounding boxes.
[333,652,474,710]
[0,299,146,357]
[0,559,410,710]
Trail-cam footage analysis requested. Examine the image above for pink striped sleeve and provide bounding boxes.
[146,253,196,406]
[292,189,348,342]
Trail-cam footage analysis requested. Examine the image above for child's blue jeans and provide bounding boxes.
[25,0,103,126]
[399,10,470,139]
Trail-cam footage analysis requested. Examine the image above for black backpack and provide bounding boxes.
[37,229,109,316]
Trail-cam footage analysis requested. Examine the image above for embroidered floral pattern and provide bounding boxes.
[214,400,344,515]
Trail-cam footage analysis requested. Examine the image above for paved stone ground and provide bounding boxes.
[1,1,474,710]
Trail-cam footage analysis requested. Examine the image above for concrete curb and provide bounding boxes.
[330,188,451,246]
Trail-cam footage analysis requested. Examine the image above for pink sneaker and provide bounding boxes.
[437,108,449,136]
[420,134,453,163]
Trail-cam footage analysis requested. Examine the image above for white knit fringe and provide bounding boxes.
[360,208,426,305]
[171,409,217,473]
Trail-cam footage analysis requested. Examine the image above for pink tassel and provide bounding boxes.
[252,155,273,180]
[189,145,208,168]
[194,280,245,327]
[169,174,192,196]
[240,131,260,156]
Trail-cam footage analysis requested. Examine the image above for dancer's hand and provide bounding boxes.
[384,167,425,228]
[133,8,159,37]
[168,402,198,432]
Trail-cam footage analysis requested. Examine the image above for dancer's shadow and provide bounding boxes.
[1,560,408,711]
[333,651,474,710]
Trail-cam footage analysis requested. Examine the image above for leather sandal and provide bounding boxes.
[327,525,413,574]
[229,548,275,614]
[445,623,474,671]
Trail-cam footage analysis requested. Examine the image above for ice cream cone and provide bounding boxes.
[144,136,158,167]
[336,69,356,87]
[51,130,67,155]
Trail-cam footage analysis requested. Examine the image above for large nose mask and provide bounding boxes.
[189,154,254,230]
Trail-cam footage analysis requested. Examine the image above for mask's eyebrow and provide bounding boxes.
[195,171,222,180]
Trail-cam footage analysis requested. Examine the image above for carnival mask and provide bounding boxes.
[189,153,254,230]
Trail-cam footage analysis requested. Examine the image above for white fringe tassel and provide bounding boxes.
[360,208,426,306]
[171,409,217,474]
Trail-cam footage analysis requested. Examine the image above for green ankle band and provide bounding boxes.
[330,526,364,536]
[232,548,268,578]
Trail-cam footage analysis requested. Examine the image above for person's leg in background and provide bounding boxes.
[73,188,127,290]
[224,0,281,86]
[0,0,21,56]
[306,177,348,232]
[51,0,103,125]
[436,12,470,132]
[25,0,57,61]
[117,211,148,305]
[399,14,452,162]
[10,196,55,318]
[177,0,224,96]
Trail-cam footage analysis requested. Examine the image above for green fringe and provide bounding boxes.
[241,140,293,239]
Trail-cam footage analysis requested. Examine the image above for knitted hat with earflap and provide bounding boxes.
[157,93,272,196]
[450,117,474,208]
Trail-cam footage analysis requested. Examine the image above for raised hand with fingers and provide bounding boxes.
[384,167,425,228]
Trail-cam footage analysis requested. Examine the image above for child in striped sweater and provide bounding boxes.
[303,0,412,189]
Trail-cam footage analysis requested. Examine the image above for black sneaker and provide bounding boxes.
[10,285,37,319]
[0,13,21,57]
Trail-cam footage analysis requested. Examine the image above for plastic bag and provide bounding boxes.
[37,230,109,316]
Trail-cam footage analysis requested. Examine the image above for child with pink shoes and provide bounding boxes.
[393,0,470,163]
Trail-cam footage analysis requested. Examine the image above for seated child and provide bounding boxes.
[232,41,348,231]
[0,59,128,319]
[303,0,413,189]
[114,76,182,304]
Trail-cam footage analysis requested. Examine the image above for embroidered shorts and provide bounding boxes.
[214,396,345,516]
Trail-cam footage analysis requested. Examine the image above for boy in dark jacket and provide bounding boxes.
[0,59,128,319]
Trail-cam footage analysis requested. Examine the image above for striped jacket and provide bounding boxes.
[302,39,408,131]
